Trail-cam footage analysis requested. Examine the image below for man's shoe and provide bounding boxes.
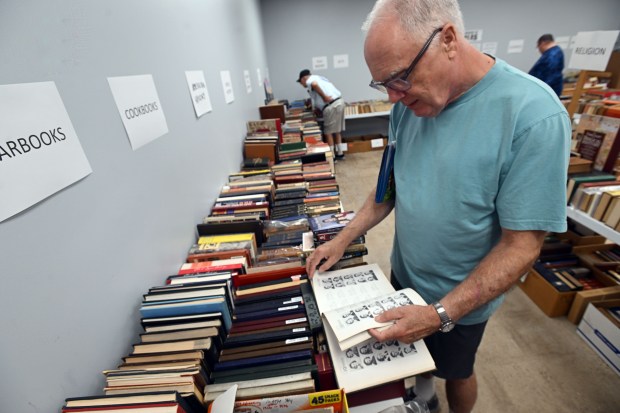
[404,387,440,413]
[334,153,345,160]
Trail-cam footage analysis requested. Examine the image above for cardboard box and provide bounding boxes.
[519,267,577,317]
[577,300,620,376]
[343,138,386,154]
[567,285,620,324]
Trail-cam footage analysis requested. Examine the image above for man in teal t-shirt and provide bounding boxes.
[305,1,570,412]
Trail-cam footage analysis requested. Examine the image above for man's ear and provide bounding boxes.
[441,24,458,58]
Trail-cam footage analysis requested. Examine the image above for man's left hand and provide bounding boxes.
[369,304,441,343]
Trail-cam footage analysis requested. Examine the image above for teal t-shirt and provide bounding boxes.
[389,58,571,324]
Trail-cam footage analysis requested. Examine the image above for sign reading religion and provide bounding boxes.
[108,74,169,150]
[569,30,620,71]
[0,81,92,223]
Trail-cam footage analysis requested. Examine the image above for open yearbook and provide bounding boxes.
[311,263,435,393]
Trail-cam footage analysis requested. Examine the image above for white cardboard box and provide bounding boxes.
[577,301,620,376]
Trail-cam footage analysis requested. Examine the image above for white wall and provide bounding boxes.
[260,0,620,103]
[0,1,268,412]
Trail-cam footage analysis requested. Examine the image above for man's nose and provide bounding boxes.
[387,88,406,103]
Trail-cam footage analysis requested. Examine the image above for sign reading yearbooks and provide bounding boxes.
[185,70,213,118]
[569,30,620,71]
[0,81,92,223]
[107,74,168,150]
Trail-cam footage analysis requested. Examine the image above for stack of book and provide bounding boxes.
[244,119,281,162]
[271,162,310,221]
[282,120,302,143]
[94,266,240,406]
[278,141,307,162]
[241,157,271,171]
[532,236,607,292]
[307,211,368,270]
[187,233,259,268]
[62,392,205,413]
[203,264,321,403]
[255,220,310,266]
[214,174,274,221]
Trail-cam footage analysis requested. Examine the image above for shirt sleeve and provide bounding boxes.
[495,111,571,232]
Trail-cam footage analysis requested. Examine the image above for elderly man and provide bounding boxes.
[305,1,571,412]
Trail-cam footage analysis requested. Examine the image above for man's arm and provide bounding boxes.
[371,228,545,343]
[310,81,333,104]
[305,188,394,276]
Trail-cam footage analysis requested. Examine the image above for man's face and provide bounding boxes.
[364,18,452,118]
[300,75,309,87]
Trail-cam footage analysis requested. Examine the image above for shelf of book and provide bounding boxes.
[345,111,390,120]
[566,205,620,245]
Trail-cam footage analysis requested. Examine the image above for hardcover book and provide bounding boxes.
[308,211,355,234]
[310,263,435,393]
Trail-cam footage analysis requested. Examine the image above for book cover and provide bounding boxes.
[375,141,396,203]
[575,114,620,172]
[308,211,355,234]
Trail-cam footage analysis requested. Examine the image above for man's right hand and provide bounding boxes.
[305,238,348,277]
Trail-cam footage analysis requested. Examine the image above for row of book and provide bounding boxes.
[344,100,393,116]
[243,106,323,163]
[567,171,620,229]
[61,110,373,411]
[534,236,607,293]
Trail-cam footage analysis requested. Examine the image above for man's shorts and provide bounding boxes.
[323,99,346,134]
[390,273,488,380]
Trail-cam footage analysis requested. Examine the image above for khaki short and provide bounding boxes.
[323,99,346,134]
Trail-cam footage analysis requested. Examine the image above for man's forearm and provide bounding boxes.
[440,229,545,322]
[306,189,394,275]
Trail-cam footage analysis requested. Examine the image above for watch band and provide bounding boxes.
[432,301,455,332]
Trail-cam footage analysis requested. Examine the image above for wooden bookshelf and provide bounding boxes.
[566,70,613,119]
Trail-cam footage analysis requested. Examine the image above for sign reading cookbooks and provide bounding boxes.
[0,81,92,223]
[107,74,168,150]
[569,30,620,71]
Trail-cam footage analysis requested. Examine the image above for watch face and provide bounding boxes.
[440,322,455,333]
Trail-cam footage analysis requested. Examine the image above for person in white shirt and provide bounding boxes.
[297,69,346,159]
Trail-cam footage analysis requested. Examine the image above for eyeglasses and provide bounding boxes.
[369,27,443,94]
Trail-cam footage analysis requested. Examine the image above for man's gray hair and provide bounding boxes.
[362,0,465,39]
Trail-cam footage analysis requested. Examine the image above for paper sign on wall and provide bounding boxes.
[555,36,570,50]
[220,70,235,104]
[185,70,212,118]
[464,29,483,43]
[0,81,92,223]
[569,31,620,71]
[482,42,498,55]
[334,54,349,69]
[108,74,168,150]
[312,56,328,71]
[256,68,262,87]
[507,39,524,54]
[244,70,252,94]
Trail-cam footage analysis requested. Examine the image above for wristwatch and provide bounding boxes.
[432,302,455,333]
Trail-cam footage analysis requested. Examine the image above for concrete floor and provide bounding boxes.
[334,150,620,413]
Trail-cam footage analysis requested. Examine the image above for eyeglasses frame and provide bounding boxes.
[369,26,444,93]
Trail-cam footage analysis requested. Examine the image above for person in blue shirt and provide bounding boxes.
[529,34,565,96]
[305,1,570,413]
